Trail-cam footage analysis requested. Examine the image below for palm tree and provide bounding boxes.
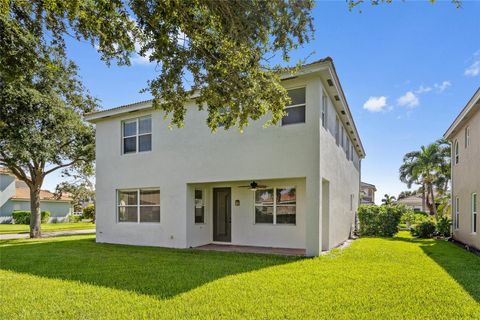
[381,194,396,206]
[399,140,450,221]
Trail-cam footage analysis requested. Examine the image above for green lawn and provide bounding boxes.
[1,232,479,319]
[0,222,95,234]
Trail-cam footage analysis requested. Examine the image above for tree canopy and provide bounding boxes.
[2,0,315,131]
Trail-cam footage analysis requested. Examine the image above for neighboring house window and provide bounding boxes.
[321,93,328,128]
[117,189,160,223]
[465,126,470,148]
[455,196,460,229]
[255,187,296,224]
[122,116,152,154]
[282,88,306,125]
[350,144,354,161]
[335,117,340,145]
[195,189,205,224]
[472,193,477,233]
[454,140,459,164]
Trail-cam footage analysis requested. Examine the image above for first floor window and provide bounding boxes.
[117,189,160,223]
[455,196,460,229]
[195,189,205,224]
[472,193,477,233]
[255,187,296,224]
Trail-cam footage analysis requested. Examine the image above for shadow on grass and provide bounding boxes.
[0,236,298,300]
[391,234,480,303]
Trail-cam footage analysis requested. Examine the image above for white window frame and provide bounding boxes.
[455,196,460,230]
[465,126,470,148]
[254,186,296,225]
[472,193,477,234]
[117,188,160,224]
[454,140,459,165]
[282,87,306,126]
[321,92,328,128]
[194,188,206,224]
[121,116,152,154]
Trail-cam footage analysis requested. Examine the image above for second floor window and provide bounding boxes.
[454,140,459,164]
[465,126,470,148]
[282,88,306,125]
[122,116,152,154]
[321,93,328,128]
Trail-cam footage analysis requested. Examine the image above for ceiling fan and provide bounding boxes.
[238,181,268,191]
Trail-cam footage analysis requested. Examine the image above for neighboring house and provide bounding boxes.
[360,182,376,205]
[0,167,73,223]
[396,194,425,212]
[85,57,366,256]
[444,88,479,251]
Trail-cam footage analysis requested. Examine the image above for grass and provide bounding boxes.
[0,222,95,234]
[0,232,479,319]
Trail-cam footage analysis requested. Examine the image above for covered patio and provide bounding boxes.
[194,243,306,256]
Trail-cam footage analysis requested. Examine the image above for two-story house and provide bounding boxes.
[360,182,376,205]
[85,58,365,256]
[444,87,479,251]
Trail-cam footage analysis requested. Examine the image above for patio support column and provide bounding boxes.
[305,175,321,256]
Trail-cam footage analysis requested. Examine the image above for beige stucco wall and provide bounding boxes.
[93,74,361,256]
[451,106,480,250]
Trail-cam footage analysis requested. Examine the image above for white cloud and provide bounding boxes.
[363,96,388,112]
[434,81,451,92]
[465,51,480,77]
[397,91,419,108]
[415,85,432,94]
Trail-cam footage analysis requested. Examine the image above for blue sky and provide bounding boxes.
[43,1,480,203]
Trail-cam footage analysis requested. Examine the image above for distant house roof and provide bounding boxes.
[397,194,424,206]
[444,87,480,140]
[0,167,13,175]
[1,166,72,202]
[360,182,376,191]
[11,187,72,202]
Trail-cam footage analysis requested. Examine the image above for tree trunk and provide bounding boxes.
[29,186,42,238]
[421,185,426,212]
[429,186,438,222]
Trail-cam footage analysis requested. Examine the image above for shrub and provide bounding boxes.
[401,210,429,228]
[358,205,404,237]
[67,215,82,223]
[12,210,50,224]
[436,217,451,237]
[41,211,50,223]
[12,211,30,224]
[411,220,436,238]
[82,204,95,221]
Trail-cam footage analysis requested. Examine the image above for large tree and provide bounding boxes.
[2,0,315,131]
[399,140,450,220]
[0,15,96,237]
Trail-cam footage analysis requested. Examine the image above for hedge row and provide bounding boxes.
[358,205,404,237]
[12,210,50,224]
